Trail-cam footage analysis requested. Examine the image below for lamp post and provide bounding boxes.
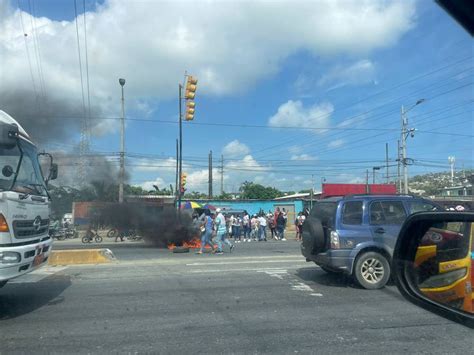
[400,99,424,194]
[118,78,126,203]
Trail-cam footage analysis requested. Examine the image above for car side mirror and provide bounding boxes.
[0,122,19,149]
[50,163,58,181]
[393,212,474,328]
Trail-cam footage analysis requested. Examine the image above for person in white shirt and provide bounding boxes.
[242,212,250,242]
[258,214,267,241]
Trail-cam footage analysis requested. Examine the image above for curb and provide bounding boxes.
[48,248,117,265]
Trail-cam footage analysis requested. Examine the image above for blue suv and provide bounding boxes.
[301,195,440,289]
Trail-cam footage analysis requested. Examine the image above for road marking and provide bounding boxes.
[258,268,323,297]
[186,259,304,266]
[9,266,68,284]
[188,267,295,274]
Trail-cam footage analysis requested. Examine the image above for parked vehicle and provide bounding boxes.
[301,194,441,289]
[0,111,58,288]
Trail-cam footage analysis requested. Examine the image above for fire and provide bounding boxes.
[167,238,215,250]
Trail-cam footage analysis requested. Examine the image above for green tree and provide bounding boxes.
[239,181,283,199]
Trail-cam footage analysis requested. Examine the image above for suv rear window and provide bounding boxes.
[310,202,337,228]
[342,201,363,225]
[370,201,407,225]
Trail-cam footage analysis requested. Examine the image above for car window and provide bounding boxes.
[342,201,363,225]
[370,201,407,225]
[409,201,440,214]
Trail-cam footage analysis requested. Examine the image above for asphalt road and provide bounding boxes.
[1,239,471,354]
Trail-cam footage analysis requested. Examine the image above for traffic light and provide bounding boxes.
[180,173,187,194]
[185,101,195,121]
[185,76,197,99]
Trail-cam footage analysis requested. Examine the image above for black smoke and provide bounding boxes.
[91,203,198,247]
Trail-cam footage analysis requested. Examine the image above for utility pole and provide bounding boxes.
[366,169,369,193]
[175,139,178,199]
[310,174,314,209]
[220,155,224,196]
[118,78,126,203]
[401,105,408,194]
[385,143,389,184]
[400,99,424,194]
[208,150,213,198]
[397,140,401,192]
[448,156,455,186]
[178,83,183,209]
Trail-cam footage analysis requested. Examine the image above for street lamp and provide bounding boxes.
[119,78,126,203]
[400,98,424,194]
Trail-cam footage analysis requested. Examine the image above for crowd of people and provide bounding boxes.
[192,207,310,254]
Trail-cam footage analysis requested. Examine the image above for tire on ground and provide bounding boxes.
[301,218,326,255]
[353,251,390,290]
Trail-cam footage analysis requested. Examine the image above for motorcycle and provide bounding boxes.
[49,227,66,241]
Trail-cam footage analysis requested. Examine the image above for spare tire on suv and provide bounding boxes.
[302,217,328,255]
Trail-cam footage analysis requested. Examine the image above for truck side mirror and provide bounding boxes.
[0,122,19,149]
[392,212,474,328]
[49,163,58,181]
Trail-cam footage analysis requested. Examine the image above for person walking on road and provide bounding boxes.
[214,208,234,254]
[197,210,215,254]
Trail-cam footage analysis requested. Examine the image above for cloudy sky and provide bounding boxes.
[0,0,472,193]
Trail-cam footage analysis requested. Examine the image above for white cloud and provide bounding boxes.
[0,0,416,131]
[327,139,345,149]
[222,140,250,157]
[268,100,334,132]
[337,114,367,128]
[138,177,166,191]
[291,154,315,161]
[318,59,377,90]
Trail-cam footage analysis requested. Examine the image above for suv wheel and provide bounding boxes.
[354,252,390,290]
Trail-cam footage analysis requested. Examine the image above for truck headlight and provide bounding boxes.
[419,268,467,289]
[0,251,21,264]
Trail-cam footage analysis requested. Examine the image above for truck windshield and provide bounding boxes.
[0,140,47,196]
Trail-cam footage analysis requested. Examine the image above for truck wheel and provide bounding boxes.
[0,280,7,288]
[354,252,390,290]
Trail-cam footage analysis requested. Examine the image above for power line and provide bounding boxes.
[27,0,46,98]
[82,0,92,129]
[17,0,39,103]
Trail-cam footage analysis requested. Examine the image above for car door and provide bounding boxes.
[369,200,407,254]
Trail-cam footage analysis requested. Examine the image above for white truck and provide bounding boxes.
[0,110,57,288]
